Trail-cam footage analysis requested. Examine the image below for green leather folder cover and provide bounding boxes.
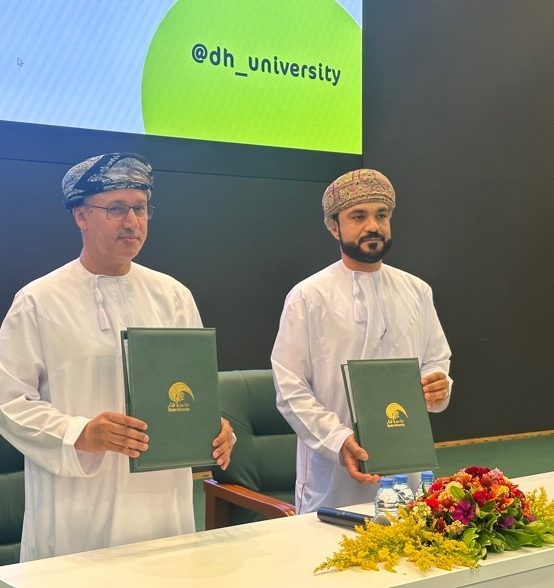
[121,328,220,472]
[341,358,438,475]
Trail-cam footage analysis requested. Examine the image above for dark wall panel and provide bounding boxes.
[0,157,341,370]
[363,1,554,440]
[142,170,340,369]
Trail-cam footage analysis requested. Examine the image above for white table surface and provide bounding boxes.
[1,472,553,588]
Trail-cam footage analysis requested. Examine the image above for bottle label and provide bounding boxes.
[394,485,414,504]
[375,488,399,512]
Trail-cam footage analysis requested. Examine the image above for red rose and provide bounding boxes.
[429,480,443,492]
[473,490,493,505]
[465,466,491,477]
[426,497,441,511]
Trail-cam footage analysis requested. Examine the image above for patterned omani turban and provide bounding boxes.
[322,169,396,230]
[62,152,153,209]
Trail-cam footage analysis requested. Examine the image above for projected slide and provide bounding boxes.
[0,0,361,153]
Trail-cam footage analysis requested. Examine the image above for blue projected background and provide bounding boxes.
[0,0,362,153]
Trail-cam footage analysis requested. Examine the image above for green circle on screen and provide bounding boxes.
[142,0,361,153]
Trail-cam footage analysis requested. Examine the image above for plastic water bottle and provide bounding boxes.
[415,470,435,499]
[393,474,415,506]
[374,477,400,518]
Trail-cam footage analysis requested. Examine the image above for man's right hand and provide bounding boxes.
[340,435,381,484]
[75,412,149,458]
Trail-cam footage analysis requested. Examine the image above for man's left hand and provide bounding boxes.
[421,372,449,409]
[212,417,234,470]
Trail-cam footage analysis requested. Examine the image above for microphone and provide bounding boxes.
[316,506,391,528]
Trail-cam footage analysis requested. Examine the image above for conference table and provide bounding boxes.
[1,472,553,588]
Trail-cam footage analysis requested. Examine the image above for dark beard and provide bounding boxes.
[339,233,392,264]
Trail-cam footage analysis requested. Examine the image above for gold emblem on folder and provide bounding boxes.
[385,402,407,428]
[168,381,194,413]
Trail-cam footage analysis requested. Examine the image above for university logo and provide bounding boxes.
[168,381,194,413]
[385,402,408,428]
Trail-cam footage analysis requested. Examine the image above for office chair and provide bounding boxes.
[204,370,296,529]
[0,435,24,565]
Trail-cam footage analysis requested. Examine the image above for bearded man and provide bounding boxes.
[271,169,452,513]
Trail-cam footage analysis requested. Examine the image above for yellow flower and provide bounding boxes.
[439,481,464,502]
[314,512,478,575]
[528,488,554,524]
[492,484,509,498]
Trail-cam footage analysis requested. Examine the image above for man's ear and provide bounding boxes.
[72,206,88,231]
[329,218,340,241]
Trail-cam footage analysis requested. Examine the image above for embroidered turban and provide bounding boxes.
[62,152,153,209]
[322,169,396,230]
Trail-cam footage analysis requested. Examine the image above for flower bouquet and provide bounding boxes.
[315,467,554,574]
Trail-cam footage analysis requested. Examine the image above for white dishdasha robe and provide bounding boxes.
[271,261,452,513]
[0,259,202,561]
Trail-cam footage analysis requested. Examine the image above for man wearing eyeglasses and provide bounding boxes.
[0,153,234,561]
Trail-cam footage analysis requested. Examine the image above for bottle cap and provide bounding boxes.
[394,474,408,483]
[380,476,394,486]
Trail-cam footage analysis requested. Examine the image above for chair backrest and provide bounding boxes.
[0,435,24,565]
[213,369,296,524]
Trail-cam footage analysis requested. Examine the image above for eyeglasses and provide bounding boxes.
[87,203,155,220]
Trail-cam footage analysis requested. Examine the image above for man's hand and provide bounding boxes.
[75,412,149,458]
[340,435,380,484]
[421,372,449,409]
[212,417,234,470]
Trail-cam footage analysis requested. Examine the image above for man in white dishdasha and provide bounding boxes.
[0,152,234,561]
[271,169,451,514]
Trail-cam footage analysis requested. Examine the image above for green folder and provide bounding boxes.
[121,327,221,473]
[341,358,438,475]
